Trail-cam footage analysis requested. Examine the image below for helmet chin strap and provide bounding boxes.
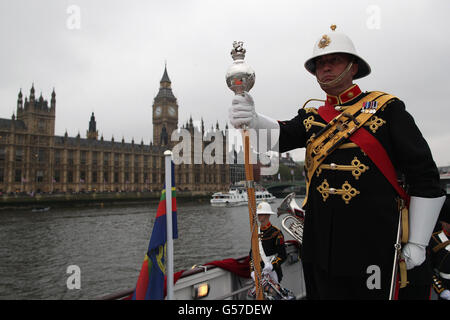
[316,61,353,89]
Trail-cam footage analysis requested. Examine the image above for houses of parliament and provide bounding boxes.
[0,67,232,194]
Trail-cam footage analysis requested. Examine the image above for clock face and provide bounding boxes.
[168,106,176,116]
[155,106,162,117]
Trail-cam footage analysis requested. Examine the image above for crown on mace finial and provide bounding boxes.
[330,24,337,31]
[231,41,246,61]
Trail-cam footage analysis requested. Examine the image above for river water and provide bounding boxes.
[0,197,297,300]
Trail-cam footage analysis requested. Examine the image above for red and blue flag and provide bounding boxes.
[132,162,177,300]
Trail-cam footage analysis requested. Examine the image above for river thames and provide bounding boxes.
[0,197,295,299]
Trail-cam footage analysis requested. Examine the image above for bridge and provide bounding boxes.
[261,180,306,198]
[440,173,450,193]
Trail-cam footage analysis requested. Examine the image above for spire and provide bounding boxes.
[30,83,35,101]
[89,112,96,132]
[160,62,171,83]
[51,87,56,109]
[87,112,98,140]
[155,63,176,102]
[17,89,23,109]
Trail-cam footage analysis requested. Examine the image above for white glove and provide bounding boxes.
[401,195,446,270]
[229,92,257,129]
[440,289,450,300]
[402,243,426,270]
[229,92,280,151]
[262,263,273,274]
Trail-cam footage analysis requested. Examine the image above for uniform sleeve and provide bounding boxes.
[387,100,444,198]
[272,230,287,267]
[278,109,308,153]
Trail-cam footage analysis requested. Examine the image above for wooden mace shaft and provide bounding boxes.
[243,130,264,300]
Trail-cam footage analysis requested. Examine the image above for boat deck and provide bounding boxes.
[98,242,305,300]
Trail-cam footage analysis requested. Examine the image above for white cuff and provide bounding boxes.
[255,113,280,152]
[408,195,446,246]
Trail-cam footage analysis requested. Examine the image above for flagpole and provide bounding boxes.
[164,150,174,300]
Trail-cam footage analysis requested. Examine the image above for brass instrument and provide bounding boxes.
[277,193,305,244]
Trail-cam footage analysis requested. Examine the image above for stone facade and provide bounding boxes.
[0,68,230,194]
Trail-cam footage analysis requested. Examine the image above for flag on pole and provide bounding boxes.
[132,162,177,300]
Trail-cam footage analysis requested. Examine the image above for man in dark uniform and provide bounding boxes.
[250,201,287,283]
[229,25,446,299]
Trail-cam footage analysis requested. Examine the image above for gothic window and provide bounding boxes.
[134,155,140,167]
[81,151,87,165]
[36,170,44,183]
[15,148,23,162]
[55,150,61,165]
[38,149,46,163]
[15,169,21,183]
[104,153,110,166]
[54,170,60,183]
[68,150,74,165]
[38,120,45,132]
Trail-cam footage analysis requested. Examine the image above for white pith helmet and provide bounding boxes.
[257,201,276,215]
[304,25,371,80]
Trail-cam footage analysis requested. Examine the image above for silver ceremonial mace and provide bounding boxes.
[226,41,263,300]
[226,41,255,95]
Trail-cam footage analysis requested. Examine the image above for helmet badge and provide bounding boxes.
[318,34,331,49]
[318,25,336,49]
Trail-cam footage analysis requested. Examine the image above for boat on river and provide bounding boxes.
[210,183,276,207]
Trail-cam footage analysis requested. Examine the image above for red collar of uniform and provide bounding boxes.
[325,84,362,106]
[260,222,272,231]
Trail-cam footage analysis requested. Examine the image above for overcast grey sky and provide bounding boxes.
[1,0,449,166]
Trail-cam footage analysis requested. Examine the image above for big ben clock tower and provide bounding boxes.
[152,65,179,147]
